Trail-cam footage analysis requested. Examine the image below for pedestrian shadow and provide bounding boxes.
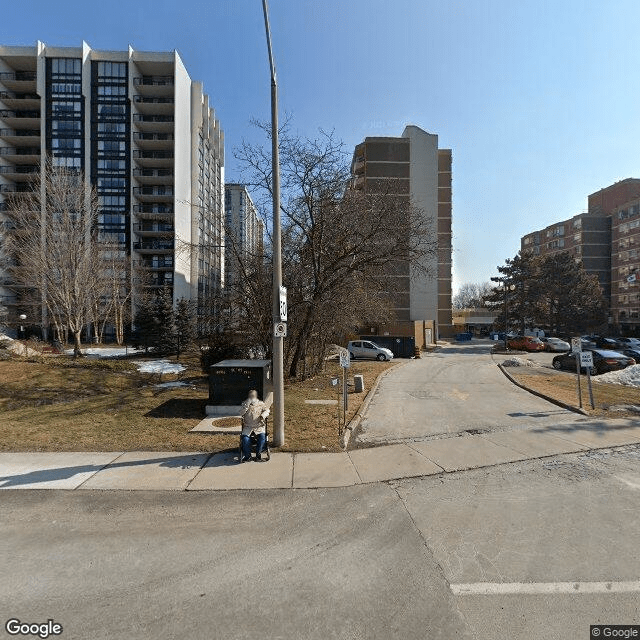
[507,410,569,419]
[0,451,234,489]
[529,419,640,437]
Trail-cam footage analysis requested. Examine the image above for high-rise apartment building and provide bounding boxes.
[611,196,640,332]
[350,125,453,343]
[0,41,224,332]
[520,179,640,332]
[224,183,261,288]
[521,213,612,300]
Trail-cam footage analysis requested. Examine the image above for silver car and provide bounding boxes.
[348,340,394,361]
[540,337,570,352]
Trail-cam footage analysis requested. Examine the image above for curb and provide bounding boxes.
[497,363,589,416]
[341,359,411,450]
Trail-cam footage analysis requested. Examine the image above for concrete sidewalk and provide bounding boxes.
[2,418,639,491]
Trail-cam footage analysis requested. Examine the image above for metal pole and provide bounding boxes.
[503,286,508,351]
[262,0,285,447]
[575,352,583,409]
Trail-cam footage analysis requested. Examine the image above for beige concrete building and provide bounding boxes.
[350,125,453,344]
[0,41,224,334]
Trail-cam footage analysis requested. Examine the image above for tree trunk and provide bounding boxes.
[73,330,82,358]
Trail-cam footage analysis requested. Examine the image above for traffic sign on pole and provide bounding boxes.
[579,351,594,369]
[279,286,287,321]
[571,337,582,353]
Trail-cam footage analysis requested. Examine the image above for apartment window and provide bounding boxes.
[51,58,81,75]
[97,62,127,78]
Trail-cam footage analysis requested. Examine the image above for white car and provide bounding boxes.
[347,340,394,361]
[540,337,570,352]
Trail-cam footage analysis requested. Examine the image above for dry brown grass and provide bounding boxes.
[508,369,640,418]
[0,354,395,453]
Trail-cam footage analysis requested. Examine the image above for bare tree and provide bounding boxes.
[2,160,103,356]
[234,121,438,378]
[453,282,494,309]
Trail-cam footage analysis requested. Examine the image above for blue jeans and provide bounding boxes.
[241,432,266,459]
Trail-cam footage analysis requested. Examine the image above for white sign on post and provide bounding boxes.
[339,349,350,369]
[274,322,287,338]
[279,286,287,321]
[571,338,582,353]
[580,351,594,369]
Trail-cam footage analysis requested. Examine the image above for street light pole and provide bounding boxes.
[262,0,285,447]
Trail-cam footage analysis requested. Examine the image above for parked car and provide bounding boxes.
[580,336,598,350]
[539,337,570,352]
[347,340,394,361]
[621,348,640,361]
[507,335,545,352]
[617,337,640,347]
[584,335,625,350]
[552,349,635,375]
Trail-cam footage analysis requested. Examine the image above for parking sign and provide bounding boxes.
[580,351,594,369]
[571,338,582,353]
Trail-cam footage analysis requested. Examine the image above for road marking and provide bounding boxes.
[450,581,640,595]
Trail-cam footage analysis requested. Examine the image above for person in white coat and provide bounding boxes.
[240,390,270,461]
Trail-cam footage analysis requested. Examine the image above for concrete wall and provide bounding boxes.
[172,53,192,303]
[402,126,439,327]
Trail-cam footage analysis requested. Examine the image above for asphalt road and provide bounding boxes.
[2,446,639,639]
[357,341,580,444]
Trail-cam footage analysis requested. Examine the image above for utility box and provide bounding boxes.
[353,374,364,393]
[208,359,272,407]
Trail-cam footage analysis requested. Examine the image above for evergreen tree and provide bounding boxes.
[175,297,196,359]
[538,252,606,334]
[133,297,159,352]
[153,287,177,355]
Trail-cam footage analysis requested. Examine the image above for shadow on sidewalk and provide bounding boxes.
[0,450,236,489]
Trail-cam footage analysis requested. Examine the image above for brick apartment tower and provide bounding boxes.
[350,125,453,344]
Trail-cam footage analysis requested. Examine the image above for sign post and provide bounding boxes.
[580,351,595,409]
[332,346,350,437]
[571,338,583,409]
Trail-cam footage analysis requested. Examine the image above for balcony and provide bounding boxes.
[133,131,173,149]
[0,165,39,181]
[0,128,40,146]
[133,95,174,116]
[132,113,174,133]
[132,186,173,202]
[0,147,41,163]
[133,222,174,237]
[352,156,365,174]
[133,76,174,97]
[133,204,173,215]
[0,183,33,194]
[133,149,173,168]
[133,240,174,254]
[133,259,174,270]
[133,167,173,185]
[0,109,41,129]
[0,90,40,110]
[0,71,37,92]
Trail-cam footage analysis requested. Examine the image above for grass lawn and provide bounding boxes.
[507,368,640,418]
[0,351,395,453]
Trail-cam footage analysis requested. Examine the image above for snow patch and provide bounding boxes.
[135,360,186,374]
[154,381,193,389]
[0,333,40,357]
[594,364,640,387]
[64,346,144,358]
[502,357,539,368]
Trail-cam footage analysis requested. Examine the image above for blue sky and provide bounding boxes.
[2,0,640,292]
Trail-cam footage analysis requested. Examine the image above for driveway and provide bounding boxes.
[357,341,581,444]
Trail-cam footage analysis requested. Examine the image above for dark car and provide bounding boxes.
[622,348,640,361]
[552,349,635,375]
[587,336,625,350]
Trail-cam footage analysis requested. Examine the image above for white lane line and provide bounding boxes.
[451,581,640,595]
